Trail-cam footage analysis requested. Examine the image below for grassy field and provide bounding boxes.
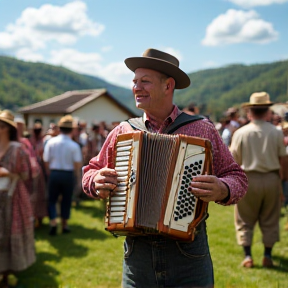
[13,200,288,288]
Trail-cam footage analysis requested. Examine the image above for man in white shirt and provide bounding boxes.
[43,115,82,235]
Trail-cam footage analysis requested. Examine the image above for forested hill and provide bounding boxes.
[174,59,288,119]
[0,55,136,113]
[0,55,287,120]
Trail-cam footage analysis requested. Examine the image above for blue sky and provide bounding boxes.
[0,0,287,88]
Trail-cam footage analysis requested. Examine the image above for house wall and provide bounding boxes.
[75,95,132,128]
[22,95,135,132]
[26,114,63,131]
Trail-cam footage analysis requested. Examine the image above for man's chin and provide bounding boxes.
[135,102,146,109]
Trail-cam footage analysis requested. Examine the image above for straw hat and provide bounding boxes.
[125,48,190,89]
[242,92,274,108]
[58,115,74,128]
[0,110,17,128]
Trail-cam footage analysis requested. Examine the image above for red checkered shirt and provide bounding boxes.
[82,106,247,205]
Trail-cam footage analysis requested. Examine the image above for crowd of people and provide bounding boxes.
[0,111,115,287]
[0,48,287,287]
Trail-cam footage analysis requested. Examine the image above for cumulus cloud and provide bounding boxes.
[101,62,134,88]
[0,1,104,52]
[49,49,103,74]
[15,48,44,62]
[48,48,133,87]
[202,9,278,46]
[227,0,288,8]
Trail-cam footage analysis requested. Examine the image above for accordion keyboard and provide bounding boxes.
[169,152,205,232]
[109,139,133,224]
[174,159,203,221]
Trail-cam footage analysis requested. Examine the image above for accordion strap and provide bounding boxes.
[127,113,205,134]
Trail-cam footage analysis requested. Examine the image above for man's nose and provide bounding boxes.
[133,82,143,90]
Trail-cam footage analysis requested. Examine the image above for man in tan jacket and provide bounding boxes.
[230,92,287,268]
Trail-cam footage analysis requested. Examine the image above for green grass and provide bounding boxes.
[14,200,288,288]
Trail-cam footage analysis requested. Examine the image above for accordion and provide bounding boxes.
[105,131,213,241]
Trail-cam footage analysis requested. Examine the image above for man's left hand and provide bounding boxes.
[189,175,229,202]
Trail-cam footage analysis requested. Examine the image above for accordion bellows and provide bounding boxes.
[105,131,213,241]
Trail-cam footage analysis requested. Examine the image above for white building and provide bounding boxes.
[18,88,140,131]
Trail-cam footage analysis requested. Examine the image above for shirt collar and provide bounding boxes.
[143,105,181,132]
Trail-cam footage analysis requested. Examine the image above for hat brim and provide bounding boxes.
[58,123,73,128]
[0,118,17,128]
[241,102,274,108]
[125,57,190,89]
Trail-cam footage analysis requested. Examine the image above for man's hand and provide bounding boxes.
[0,167,10,177]
[189,175,229,202]
[93,167,118,199]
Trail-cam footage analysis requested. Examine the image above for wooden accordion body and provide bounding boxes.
[105,131,213,241]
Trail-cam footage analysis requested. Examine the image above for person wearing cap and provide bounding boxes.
[82,48,247,287]
[0,110,35,286]
[230,92,288,268]
[43,115,82,235]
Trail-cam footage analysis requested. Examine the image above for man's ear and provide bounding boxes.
[166,77,175,91]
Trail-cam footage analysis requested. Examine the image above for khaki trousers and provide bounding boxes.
[235,171,281,247]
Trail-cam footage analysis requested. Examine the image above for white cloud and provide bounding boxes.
[0,1,104,52]
[227,0,288,8]
[49,49,103,75]
[201,61,220,69]
[163,47,183,61]
[202,9,278,46]
[48,48,133,87]
[15,48,44,62]
[101,62,134,88]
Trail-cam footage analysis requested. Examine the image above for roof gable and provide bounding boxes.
[18,89,136,116]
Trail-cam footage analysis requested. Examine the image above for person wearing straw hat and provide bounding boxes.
[82,48,248,287]
[230,92,288,268]
[0,110,35,287]
[43,115,82,236]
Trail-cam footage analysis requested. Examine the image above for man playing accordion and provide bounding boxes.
[82,48,248,288]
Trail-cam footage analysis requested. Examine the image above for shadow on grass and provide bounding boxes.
[15,222,111,288]
[74,198,107,220]
[35,222,109,258]
[16,252,60,288]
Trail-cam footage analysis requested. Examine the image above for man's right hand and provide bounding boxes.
[93,167,118,199]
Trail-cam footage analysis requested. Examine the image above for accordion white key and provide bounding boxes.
[105,131,213,241]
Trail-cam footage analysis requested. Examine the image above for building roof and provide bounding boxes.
[18,89,137,116]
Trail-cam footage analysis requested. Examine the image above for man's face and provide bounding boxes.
[132,68,167,114]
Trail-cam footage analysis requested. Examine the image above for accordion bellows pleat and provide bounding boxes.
[105,131,213,242]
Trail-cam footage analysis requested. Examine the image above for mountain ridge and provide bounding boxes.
[1,55,287,120]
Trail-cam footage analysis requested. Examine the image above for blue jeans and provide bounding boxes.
[48,170,75,220]
[122,222,214,288]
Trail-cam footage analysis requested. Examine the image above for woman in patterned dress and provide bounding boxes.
[0,110,35,287]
